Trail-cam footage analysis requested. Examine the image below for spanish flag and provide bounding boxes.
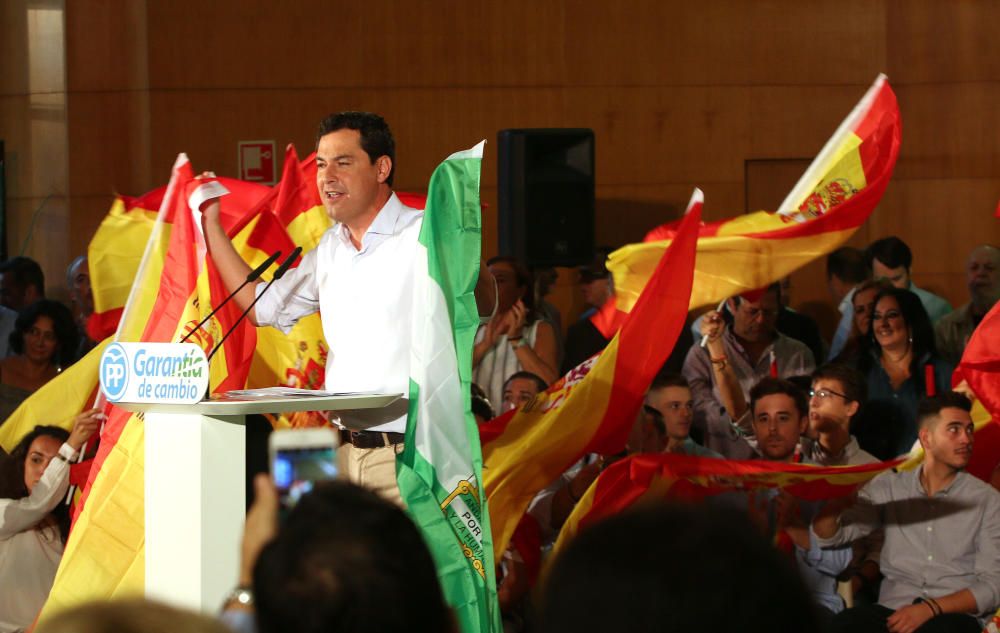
[609,74,901,312]
[481,190,702,559]
[552,452,900,556]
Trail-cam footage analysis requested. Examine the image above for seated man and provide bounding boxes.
[643,373,720,457]
[501,370,547,413]
[865,236,951,324]
[683,284,816,459]
[813,392,1000,633]
[935,244,1000,366]
[807,363,878,466]
[746,377,852,617]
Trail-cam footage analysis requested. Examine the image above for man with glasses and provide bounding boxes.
[806,363,877,466]
[683,284,816,459]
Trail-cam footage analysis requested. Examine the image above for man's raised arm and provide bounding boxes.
[200,194,261,325]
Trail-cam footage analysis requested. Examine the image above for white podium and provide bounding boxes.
[115,393,400,613]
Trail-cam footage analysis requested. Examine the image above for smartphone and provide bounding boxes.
[268,428,340,509]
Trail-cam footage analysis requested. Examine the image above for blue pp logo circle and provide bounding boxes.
[100,343,129,401]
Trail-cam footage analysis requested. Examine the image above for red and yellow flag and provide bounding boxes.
[609,74,902,312]
[553,452,901,555]
[481,190,703,558]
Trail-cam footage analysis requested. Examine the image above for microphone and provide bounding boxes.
[205,247,302,366]
[180,250,282,344]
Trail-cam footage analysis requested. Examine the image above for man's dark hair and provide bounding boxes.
[827,247,869,284]
[865,236,913,272]
[917,391,973,429]
[0,425,71,540]
[649,372,690,392]
[0,255,45,296]
[316,112,396,186]
[503,370,547,394]
[253,481,453,633]
[812,363,867,405]
[9,299,80,367]
[540,503,820,633]
[749,377,808,419]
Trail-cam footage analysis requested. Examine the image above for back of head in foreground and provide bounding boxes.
[540,503,820,633]
[253,480,454,633]
[36,598,231,633]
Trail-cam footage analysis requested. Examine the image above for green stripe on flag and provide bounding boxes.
[397,140,500,633]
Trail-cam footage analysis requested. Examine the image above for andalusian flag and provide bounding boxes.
[397,141,501,633]
[481,190,702,559]
[552,452,901,555]
[609,74,901,311]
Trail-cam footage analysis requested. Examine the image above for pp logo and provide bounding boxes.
[100,343,129,401]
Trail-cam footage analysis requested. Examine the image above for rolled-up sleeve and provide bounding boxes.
[802,528,852,576]
[970,492,1000,614]
[0,443,77,538]
[254,247,320,334]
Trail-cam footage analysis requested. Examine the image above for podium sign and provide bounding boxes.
[100,342,209,404]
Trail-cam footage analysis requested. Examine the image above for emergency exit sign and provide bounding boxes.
[238,140,276,184]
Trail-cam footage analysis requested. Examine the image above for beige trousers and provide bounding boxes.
[337,440,405,507]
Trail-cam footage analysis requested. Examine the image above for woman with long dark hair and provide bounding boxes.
[0,410,102,631]
[473,257,558,408]
[853,287,952,459]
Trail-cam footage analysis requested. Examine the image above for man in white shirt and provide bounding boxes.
[202,112,495,504]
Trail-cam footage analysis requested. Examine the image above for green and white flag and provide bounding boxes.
[398,140,500,633]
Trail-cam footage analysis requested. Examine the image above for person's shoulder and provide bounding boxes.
[775,332,812,356]
[394,195,424,232]
[956,470,1000,501]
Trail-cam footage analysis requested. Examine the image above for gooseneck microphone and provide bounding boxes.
[205,246,302,365]
[180,250,282,344]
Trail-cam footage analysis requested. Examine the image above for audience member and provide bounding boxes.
[0,256,45,312]
[853,287,952,459]
[533,266,564,367]
[36,598,231,633]
[0,411,103,632]
[470,382,494,424]
[561,251,614,373]
[0,300,79,426]
[827,247,871,360]
[644,373,720,457]
[832,278,893,365]
[807,364,877,466]
[501,370,547,412]
[865,237,951,324]
[775,276,826,364]
[935,244,1000,366]
[746,377,852,616]
[815,392,1000,633]
[473,257,558,407]
[66,255,97,360]
[222,476,454,633]
[683,284,815,459]
[540,503,822,633]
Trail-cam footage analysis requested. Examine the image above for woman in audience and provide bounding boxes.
[832,278,892,365]
[473,257,558,407]
[0,300,79,425]
[853,287,951,459]
[0,410,103,633]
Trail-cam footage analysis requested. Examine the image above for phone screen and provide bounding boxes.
[273,447,338,508]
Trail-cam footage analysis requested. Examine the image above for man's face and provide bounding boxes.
[871,258,910,289]
[581,278,610,309]
[645,386,694,442]
[315,129,389,227]
[729,291,779,343]
[920,407,974,471]
[808,378,858,434]
[69,258,94,317]
[852,287,879,336]
[967,247,1000,305]
[24,435,63,493]
[0,273,26,311]
[752,393,806,461]
[502,377,540,412]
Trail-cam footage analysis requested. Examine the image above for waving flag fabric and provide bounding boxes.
[609,74,902,312]
[481,190,702,559]
[397,142,501,633]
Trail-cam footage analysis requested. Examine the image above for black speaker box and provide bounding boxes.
[497,128,595,267]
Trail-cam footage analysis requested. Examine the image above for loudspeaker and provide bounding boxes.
[497,128,594,267]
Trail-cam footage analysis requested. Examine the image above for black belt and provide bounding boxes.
[339,429,405,449]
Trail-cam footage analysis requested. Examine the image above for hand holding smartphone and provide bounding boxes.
[268,428,340,509]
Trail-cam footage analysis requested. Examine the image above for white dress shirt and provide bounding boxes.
[255,193,422,433]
